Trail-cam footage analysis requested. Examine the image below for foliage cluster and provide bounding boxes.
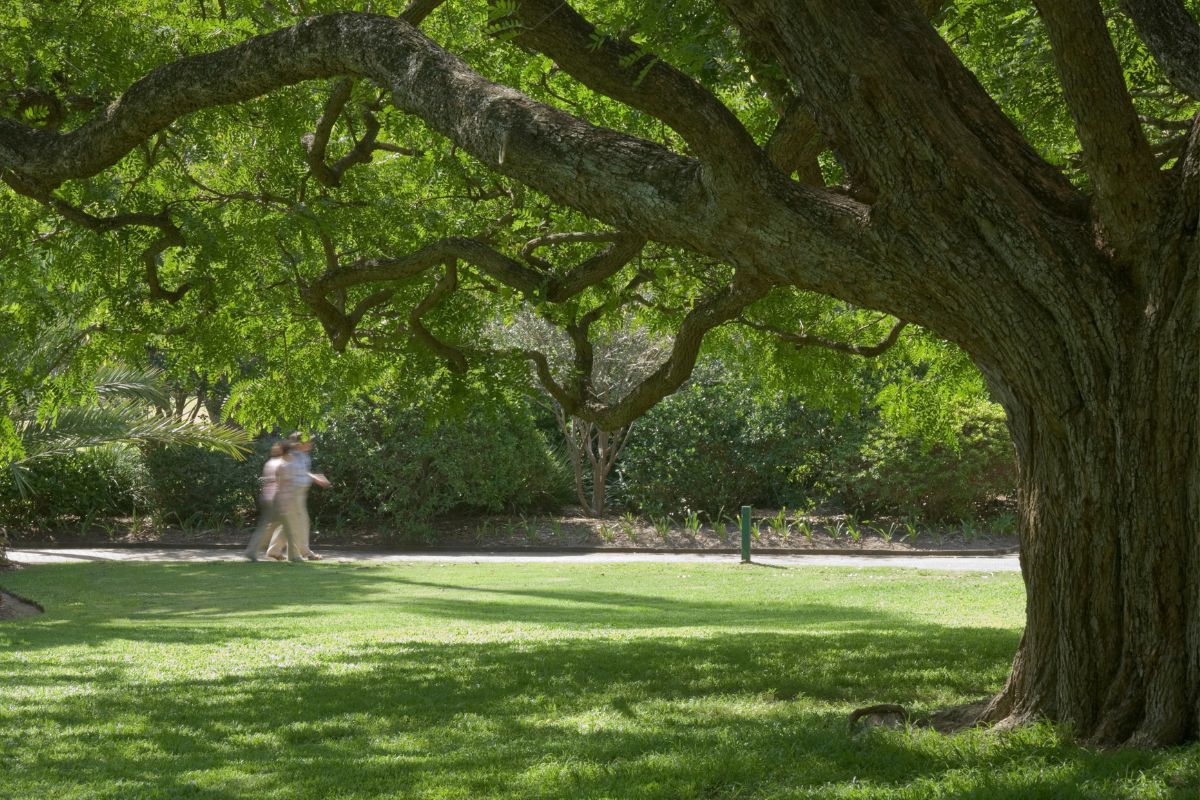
[306,392,570,536]
[613,379,1014,522]
[0,389,571,537]
[0,367,1015,534]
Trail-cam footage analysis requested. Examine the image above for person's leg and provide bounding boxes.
[264,522,286,560]
[276,495,306,562]
[244,500,277,560]
[296,488,318,559]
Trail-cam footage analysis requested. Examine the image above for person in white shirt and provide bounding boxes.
[265,433,330,561]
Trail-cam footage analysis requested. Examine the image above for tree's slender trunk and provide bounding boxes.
[591,428,609,515]
[554,406,631,517]
[980,245,1200,747]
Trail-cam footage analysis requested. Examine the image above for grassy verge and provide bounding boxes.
[1,563,1196,798]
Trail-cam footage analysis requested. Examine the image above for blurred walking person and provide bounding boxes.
[266,432,330,561]
[244,441,294,561]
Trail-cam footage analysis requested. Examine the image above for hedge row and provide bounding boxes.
[0,383,1016,532]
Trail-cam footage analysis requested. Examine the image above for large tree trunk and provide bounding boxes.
[980,243,1200,747]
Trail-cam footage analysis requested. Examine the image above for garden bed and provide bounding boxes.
[7,508,1018,554]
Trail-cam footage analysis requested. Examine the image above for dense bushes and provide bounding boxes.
[0,378,1014,533]
[141,439,269,527]
[307,396,569,533]
[839,401,1015,520]
[613,382,1015,521]
[0,393,569,536]
[612,385,824,516]
[0,446,151,526]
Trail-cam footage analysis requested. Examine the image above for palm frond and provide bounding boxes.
[92,365,169,405]
[14,403,252,466]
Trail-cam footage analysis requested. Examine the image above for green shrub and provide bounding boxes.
[612,385,826,516]
[141,440,266,528]
[838,401,1015,521]
[307,395,570,535]
[0,444,151,526]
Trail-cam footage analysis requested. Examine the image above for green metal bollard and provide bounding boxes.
[740,505,752,563]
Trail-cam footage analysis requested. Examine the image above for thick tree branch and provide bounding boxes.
[1121,0,1200,100]
[717,0,1084,218]
[504,0,764,176]
[0,13,880,323]
[765,101,825,186]
[1037,0,1162,256]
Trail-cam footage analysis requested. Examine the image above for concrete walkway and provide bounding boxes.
[7,547,1020,571]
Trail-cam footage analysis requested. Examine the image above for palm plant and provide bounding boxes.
[6,364,251,499]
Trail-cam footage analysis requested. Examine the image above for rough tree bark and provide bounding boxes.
[1,0,1199,746]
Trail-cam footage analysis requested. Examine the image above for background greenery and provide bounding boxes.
[0,356,1015,537]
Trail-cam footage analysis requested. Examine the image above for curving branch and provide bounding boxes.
[48,200,191,303]
[309,231,646,304]
[521,231,647,301]
[0,12,881,322]
[302,80,421,188]
[574,271,773,429]
[302,77,356,187]
[738,315,910,358]
[503,0,764,176]
[408,263,468,372]
[1037,0,1161,255]
[1121,0,1200,100]
[309,236,541,298]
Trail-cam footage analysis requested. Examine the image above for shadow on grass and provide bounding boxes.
[3,562,1000,647]
[3,563,1196,798]
[4,634,1196,799]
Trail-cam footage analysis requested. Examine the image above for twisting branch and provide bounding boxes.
[302,78,355,187]
[737,315,909,358]
[521,231,647,301]
[300,0,441,191]
[308,231,645,303]
[409,262,468,372]
[560,271,651,404]
[309,237,542,297]
[48,200,191,303]
[303,81,420,188]
[1120,0,1200,100]
[573,271,773,429]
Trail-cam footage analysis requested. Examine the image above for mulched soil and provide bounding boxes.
[6,508,1018,554]
[0,580,42,620]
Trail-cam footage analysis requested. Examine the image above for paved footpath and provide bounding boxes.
[8,547,1020,572]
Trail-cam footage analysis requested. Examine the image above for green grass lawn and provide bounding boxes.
[1,562,1197,799]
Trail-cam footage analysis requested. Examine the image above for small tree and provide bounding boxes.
[493,312,670,516]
